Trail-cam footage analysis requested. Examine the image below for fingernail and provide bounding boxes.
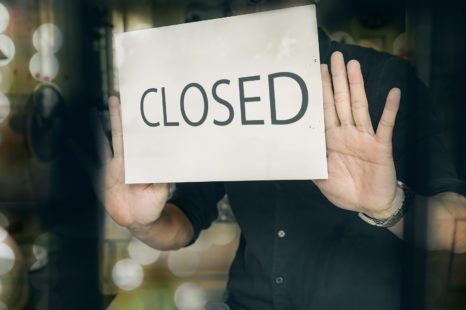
[391,88,401,97]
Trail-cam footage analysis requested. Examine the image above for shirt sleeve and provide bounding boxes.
[374,56,466,196]
[166,181,226,246]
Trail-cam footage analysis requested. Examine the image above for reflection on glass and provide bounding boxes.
[112,258,144,291]
[32,24,63,55]
[167,248,200,278]
[29,53,59,83]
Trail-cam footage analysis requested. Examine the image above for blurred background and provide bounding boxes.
[0,0,464,309]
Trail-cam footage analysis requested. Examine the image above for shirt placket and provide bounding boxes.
[271,182,292,310]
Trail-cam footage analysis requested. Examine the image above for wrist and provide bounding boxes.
[128,222,155,239]
[364,185,405,220]
[128,214,163,238]
[359,180,415,228]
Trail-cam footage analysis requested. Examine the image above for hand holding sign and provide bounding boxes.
[313,51,404,220]
[103,96,170,230]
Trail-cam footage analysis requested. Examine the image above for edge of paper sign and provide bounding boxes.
[115,4,329,184]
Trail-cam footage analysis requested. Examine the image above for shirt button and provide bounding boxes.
[275,276,284,284]
[278,230,286,238]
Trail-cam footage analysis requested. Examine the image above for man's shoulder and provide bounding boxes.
[331,40,401,63]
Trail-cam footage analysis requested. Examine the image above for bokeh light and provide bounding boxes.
[0,35,14,67]
[174,282,207,310]
[32,24,63,55]
[29,53,59,82]
[188,223,238,252]
[0,243,15,275]
[0,4,9,34]
[208,223,238,246]
[112,259,143,291]
[188,230,213,252]
[127,237,161,266]
[167,248,200,278]
[0,92,10,123]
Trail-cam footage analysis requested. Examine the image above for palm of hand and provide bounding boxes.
[315,125,396,214]
[313,52,401,217]
[103,97,169,229]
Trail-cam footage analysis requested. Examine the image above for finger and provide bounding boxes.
[376,88,401,145]
[108,96,124,158]
[100,113,112,162]
[347,60,374,135]
[321,64,339,129]
[330,51,354,126]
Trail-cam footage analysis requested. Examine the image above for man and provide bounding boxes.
[103,0,466,309]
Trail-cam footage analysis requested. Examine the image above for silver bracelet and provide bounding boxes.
[358,180,414,228]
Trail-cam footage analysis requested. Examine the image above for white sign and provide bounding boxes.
[115,4,328,184]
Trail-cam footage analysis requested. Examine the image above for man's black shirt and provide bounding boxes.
[167,29,465,310]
